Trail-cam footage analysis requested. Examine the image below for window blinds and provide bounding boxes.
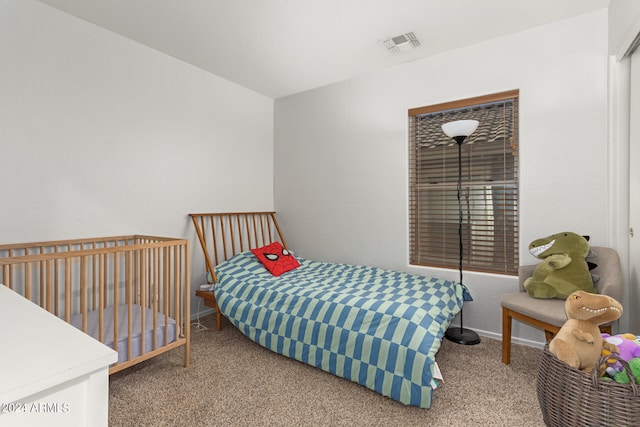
[408,90,519,275]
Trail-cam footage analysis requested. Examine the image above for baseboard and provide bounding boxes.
[191,307,215,321]
[449,325,546,350]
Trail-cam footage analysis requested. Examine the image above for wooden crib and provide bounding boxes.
[0,235,190,374]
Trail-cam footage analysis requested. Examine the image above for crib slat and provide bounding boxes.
[45,259,51,312]
[39,258,45,309]
[2,265,9,289]
[127,250,133,362]
[164,246,169,347]
[150,246,155,351]
[99,253,105,343]
[25,262,32,302]
[65,258,71,322]
[140,247,147,356]
[92,250,97,311]
[54,254,59,316]
[157,245,161,349]
[183,243,191,368]
[81,256,87,333]
[113,251,119,357]
[173,246,179,323]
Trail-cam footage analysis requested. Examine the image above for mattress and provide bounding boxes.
[214,251,464,408]
[70,303,177,365]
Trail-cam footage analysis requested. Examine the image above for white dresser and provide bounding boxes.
[0,284,117,427]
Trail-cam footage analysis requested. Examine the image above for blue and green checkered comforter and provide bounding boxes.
[214,251,464,408]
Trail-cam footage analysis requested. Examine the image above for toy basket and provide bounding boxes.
[537,345,640,426]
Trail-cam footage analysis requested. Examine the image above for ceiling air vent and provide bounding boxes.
[383,32,420,53]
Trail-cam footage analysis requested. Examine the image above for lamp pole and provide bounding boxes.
[441,120,481,345]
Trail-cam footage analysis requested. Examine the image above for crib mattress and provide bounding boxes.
[70,304,177,365]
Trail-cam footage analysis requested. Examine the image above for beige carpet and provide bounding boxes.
[109,316,545,426]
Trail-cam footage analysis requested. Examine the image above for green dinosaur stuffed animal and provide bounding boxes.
[524,232,596,299]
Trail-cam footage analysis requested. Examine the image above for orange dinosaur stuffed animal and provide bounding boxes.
[549,291,622,372]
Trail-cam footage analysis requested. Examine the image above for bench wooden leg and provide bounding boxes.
[502,307,512,365]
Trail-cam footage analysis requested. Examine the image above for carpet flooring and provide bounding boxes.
[109,315,545,426]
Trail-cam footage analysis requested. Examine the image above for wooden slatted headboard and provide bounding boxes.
[189,211,287,283]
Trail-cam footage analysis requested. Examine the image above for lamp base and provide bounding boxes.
[444,326,481,345]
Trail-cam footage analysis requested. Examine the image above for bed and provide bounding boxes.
[190,212,464,408]
[0,235,190,374]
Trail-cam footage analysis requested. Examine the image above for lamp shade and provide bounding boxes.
[441,119,479,138]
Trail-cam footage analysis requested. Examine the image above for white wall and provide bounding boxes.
[0,0,275,317]
[275,10,609,345]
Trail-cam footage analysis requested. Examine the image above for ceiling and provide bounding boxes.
[38,0,610,99]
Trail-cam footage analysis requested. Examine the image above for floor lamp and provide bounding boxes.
[441,119,481,345]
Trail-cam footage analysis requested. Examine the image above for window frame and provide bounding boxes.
[408,90,519,275]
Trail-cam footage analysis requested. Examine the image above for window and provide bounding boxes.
[408,90,519,275]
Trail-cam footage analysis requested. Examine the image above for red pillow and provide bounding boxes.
[251,241,300,276]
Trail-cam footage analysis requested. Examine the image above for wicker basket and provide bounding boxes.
[537,345,640,426]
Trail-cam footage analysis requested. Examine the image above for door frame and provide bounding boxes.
[608,55,631,332]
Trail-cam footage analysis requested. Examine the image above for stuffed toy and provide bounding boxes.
[601,333,640,375]
[524,232,597,299]
[549,291,623,372]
